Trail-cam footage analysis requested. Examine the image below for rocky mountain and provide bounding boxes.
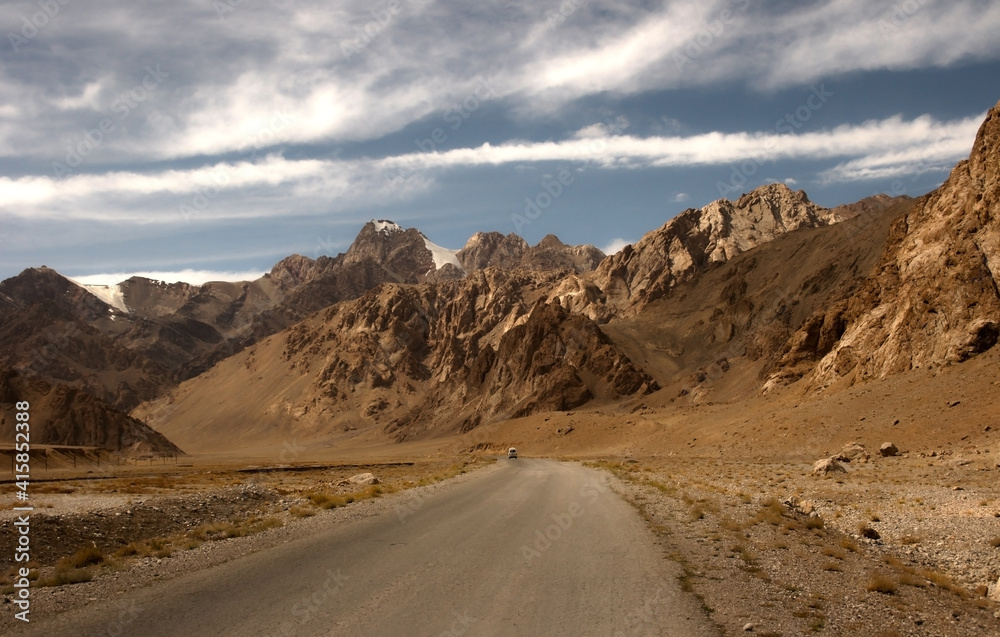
[0,268,171,409]
[135,268,656,450]
[592,184,846,317]
[0,368,181,455]
[767,98,1000,390]
[457,232,605,273]
[10,137,991,454]
[0,220,613,411]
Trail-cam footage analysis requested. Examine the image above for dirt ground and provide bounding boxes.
[601,456,1000,636]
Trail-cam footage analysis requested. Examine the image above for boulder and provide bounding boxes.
[860,526,881,540]
[879,442,899,457]
[348,472,379,485]
[989,576,1000,603]
[812,458,847,475]
[783,496,816,515]
[835,442,869,463]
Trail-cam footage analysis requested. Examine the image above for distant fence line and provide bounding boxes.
[0,447,179,474]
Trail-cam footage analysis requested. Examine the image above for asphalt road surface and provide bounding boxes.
[21,459,718,636]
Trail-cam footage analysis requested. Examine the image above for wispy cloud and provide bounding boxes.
[0,112,982,223]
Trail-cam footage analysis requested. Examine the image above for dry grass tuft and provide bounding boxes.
[866,572,898,594]
[821,545,846,560]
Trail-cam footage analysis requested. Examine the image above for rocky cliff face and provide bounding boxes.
[294,268,657,438]
[593,184,845,316]
[768,99,1000,390]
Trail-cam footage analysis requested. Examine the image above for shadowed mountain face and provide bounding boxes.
[0,368,181,455]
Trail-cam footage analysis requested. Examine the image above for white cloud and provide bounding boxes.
[673,192,690,202]
[70,269,268,286]
[601,238,632,256]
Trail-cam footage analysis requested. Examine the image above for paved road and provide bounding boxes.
[22,459,718,636]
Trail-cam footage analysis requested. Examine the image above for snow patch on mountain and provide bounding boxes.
[372,219,404,235]
[73,281,129,313]
[422,236,464,272]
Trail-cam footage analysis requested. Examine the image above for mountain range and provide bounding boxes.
[2,98,998,456]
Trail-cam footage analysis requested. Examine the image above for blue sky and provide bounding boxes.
[1,0,999,284]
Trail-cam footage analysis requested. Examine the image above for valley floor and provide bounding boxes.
[3,350,1000,635]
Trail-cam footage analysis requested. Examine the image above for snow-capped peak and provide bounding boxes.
[371,219,403,235]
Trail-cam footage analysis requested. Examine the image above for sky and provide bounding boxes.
[1,0,999,285]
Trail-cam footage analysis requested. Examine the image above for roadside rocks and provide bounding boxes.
[836,441,869,463]
[879,442,899,457]
[812,457,847,475]
[347,472,379,486]
[989,576,1000,603]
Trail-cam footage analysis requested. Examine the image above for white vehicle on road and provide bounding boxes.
[508,447,517,459]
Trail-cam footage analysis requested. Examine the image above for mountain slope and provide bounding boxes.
[768,98,1000,390]
[592,184,846,317]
